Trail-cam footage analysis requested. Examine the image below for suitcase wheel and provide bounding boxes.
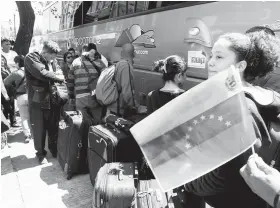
[66,174,72,180]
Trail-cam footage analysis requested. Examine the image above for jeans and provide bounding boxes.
[17,94,31,137]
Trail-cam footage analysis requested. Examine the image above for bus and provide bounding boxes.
[40,1,280,105]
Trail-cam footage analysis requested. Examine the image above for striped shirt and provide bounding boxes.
[67,56,100,99]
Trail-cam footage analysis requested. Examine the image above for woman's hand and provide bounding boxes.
[240,154,280,206]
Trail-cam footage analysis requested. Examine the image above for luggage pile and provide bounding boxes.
[53,85,186,208]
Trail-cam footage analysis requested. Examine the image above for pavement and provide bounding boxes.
[1,120,93,208]
[1,118,212,208]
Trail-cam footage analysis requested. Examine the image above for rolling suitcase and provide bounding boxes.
[57,111,89,179]
[88,124,126,185]
[88,117,143,186]
[92,162,138,208]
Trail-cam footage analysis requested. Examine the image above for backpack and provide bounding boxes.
[95,61,135,108]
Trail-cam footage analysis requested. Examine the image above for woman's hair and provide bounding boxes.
[63,51,72,63]
[153,55,187,81]
[219,32,280,82]
[14,55,25,68]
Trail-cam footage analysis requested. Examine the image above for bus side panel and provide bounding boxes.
[45,1,280,104]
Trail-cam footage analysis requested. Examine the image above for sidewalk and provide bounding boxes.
[1,123,93,208]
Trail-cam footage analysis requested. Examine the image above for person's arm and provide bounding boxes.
[240,154,280,207]
[25,53,62,82]
[1,74,9,100]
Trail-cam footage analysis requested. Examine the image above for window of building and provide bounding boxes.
[60,1,82,29]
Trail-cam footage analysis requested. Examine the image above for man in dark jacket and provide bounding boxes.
[24,40,64,164]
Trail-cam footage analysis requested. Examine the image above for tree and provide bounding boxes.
[13,1,35,55]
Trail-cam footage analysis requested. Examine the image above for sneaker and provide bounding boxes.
[38,156,48,164]
[24,136,32,143]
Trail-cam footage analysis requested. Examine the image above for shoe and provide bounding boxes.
[24,136,32,143]
[38,156,48,164]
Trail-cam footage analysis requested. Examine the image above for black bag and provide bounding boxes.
[57,111,89,179]
[105,114,135,134]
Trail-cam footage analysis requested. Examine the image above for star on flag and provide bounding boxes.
[183,113,233,149]
[225,121,231,127]
[185,142,192,149]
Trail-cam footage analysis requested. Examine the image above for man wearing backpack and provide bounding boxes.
[67,43,106,125]
[99,43,146,119]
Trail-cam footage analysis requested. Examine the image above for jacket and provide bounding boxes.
[107,59,137,116]
[24,51,61,109]
[67,56,105,100]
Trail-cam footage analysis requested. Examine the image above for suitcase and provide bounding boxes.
[92,162,138,208]
[57,111,89,180]
[136,180,170,208]
[88,123,143,186]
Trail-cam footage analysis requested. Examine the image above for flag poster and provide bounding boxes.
[130,67,256,192]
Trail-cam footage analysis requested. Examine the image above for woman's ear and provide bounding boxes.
[236,60,247,73]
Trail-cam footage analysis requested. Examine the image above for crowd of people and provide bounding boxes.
[1,25,280,208]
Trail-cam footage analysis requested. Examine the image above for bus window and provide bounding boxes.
[128,2,136,14]
[86,1,112,23]
[160,1,186,7]
[118,2,127,17]
[111,1,155,18]
[136,1,150,12]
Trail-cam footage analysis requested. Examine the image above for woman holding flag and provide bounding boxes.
[184,31,280,208]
